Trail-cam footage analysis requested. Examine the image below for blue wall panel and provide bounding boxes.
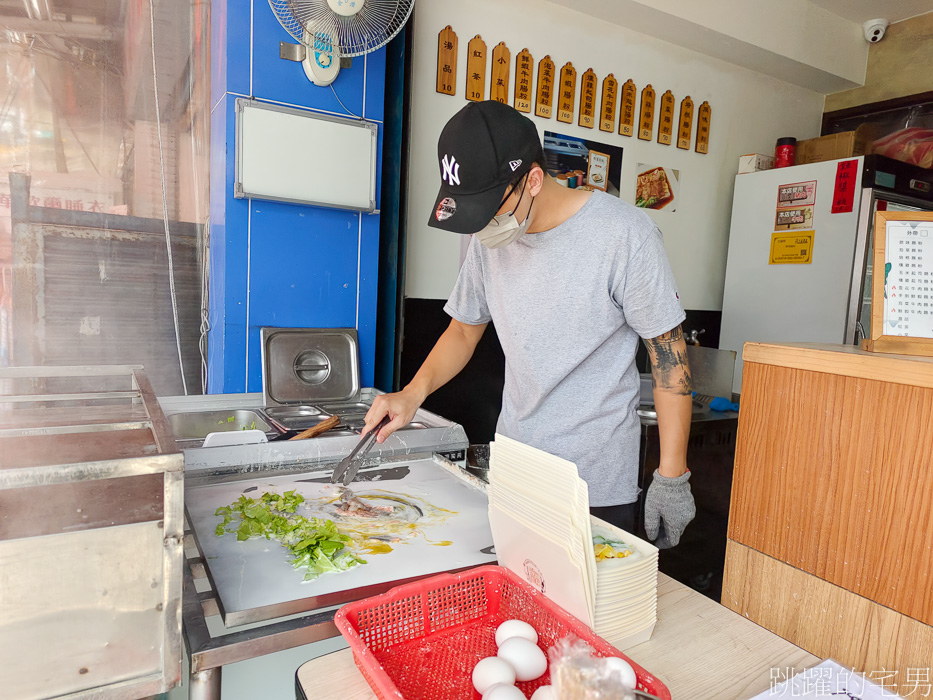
[245,202,362,392]
[374,29,406,391]
[364,51,387,122]
[357,213,382,387]
[207,95,227,390]
[208,96,250,392]
[210,0,227,106]
[209,0,387,393]
[224,0,251,97]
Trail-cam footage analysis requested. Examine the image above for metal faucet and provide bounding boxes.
[685,328,705,346]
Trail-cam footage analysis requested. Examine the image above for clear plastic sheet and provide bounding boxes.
[0,0,210,395]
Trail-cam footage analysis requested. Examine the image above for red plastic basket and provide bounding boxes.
[334,565,671,700]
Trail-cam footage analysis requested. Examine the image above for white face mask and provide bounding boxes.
[474,179,535,249]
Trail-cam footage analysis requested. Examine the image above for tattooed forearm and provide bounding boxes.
[643,325,693,395]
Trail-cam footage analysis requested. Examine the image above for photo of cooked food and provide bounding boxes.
[544,131,623,197]
[635,164,680,212]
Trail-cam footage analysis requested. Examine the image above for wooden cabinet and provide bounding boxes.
[723,343,933,694]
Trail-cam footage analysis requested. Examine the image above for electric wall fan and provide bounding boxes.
[271,0,415,86]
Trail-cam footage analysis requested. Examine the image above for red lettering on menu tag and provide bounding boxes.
[831,159,858,214]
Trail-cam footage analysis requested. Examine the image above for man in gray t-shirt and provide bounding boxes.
[365,101,696,546]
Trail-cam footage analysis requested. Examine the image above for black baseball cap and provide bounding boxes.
[428,100,543,234]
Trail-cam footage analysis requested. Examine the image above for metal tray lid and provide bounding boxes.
[261,327,361,406]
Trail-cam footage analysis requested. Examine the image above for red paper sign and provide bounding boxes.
[831,159,858,213]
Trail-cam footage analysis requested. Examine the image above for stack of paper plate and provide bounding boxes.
[487,434,658,647]
[488,434,597,626]
[591,519,659,648]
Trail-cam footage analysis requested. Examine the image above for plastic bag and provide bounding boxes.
[873,127,933,168]
[548,636,639,699]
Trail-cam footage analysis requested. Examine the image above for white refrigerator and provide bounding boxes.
[720,154,933,392]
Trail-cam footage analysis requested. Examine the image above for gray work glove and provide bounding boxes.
[644,468,696,547]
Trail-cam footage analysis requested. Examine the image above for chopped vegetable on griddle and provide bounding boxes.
[214,490,366,580]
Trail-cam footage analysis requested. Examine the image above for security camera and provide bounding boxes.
[863,19,889,43]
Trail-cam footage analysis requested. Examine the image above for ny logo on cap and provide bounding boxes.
[442,154,460,186]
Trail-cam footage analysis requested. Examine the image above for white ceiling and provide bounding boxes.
[809,0,933,24]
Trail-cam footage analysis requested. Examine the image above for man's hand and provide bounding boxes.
[361,319,487,444]
[644,468,696,547]
[362,319,488,444]
[362,388,424,444]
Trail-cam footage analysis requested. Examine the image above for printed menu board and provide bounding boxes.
[881,220,933,339]
[867,211,933,357]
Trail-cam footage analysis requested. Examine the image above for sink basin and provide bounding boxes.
[167,409,276,440]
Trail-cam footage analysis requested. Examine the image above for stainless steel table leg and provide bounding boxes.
[189,668,221,700]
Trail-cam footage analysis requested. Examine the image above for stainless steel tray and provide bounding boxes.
[261,327,361,406]
[186,457,494,626]
[262,405,322,419]
[168,409,275,438]
[262,408,331,432]
[321,402,371,414]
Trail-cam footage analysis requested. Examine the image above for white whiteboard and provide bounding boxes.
[235,99,377,211]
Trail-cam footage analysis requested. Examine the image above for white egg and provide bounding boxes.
[530,685,557,700]
[497,636,548,682]
[472,656,516,695]
[604,656,637,689]
[483,684,526,700]
[495,619,539,647]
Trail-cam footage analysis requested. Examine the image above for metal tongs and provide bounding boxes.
[330,415,391,486]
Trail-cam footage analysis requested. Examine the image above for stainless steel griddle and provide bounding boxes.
[175,328,487,699]
[186,456,494,627]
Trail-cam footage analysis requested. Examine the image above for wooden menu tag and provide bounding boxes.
[619,79,636,136]
[557,62,577,124]
[677,96,694,150]
[638,84,656,141]
[490,42,510,104]
[535,55,555,118]
[514,49,533,113]
[578,69,597,129]
[436,26,457,96]
[658,90,674,145]
[466,35,487,102]
[696,101,711,154]
[599,73,617,132]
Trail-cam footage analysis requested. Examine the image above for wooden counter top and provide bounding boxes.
[296,574,819,699]
[742,341,933,389]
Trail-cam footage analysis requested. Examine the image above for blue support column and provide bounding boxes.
[208,0,386,393]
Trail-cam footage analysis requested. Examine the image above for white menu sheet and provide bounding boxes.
[883,220,933,339]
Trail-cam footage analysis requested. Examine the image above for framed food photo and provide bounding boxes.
[865,210,933,357]
[635,164,679,212]
[587,150,610,192]
[543,132,623,197]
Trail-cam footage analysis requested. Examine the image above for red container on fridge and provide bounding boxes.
[774,137,797,168]
[334,564,671,700]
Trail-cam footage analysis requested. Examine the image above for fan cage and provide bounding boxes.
[269,0,415,57]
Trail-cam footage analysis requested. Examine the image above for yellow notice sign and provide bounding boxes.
[770,231,814,264]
